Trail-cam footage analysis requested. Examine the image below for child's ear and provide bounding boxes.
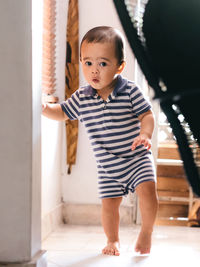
[117,61,126,74]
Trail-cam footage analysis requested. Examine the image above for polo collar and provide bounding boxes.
[82,75,128,98]
[112,75,128,97]
[81,84,97,96]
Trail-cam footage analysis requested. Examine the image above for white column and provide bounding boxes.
[0,0,45,265]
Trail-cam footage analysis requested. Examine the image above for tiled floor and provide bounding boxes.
[42,224,200,267]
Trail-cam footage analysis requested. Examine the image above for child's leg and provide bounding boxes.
[101,197,123,256]
[135,181,158,254]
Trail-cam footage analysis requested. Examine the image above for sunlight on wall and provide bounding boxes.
[41,116,63,216]
[32,0,43,89]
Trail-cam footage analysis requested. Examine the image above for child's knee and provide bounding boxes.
[136,181,158,199]
[102,197,122,210]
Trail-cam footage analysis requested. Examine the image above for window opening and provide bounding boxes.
[42,0,58,103]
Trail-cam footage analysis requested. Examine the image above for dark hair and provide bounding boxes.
[80,26,125,65]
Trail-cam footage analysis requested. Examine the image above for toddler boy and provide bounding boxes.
[42,26,158,256]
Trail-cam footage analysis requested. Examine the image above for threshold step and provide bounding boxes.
[155,217,188,226]
[158,196,190,203]
[157,158,183,166]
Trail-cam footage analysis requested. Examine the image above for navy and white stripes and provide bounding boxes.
[61,75,156,198]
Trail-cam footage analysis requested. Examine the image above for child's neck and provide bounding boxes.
[97,87,113,101]
[96,77,118,101]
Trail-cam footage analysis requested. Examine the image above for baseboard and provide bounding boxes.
[0,251,47,267]
[63,203,135,225]
[42,203,64,241]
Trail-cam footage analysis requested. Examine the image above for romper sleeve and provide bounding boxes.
[129,85,151,116]
[60,90,80,120]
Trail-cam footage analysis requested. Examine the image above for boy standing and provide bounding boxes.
[42,26,158,256]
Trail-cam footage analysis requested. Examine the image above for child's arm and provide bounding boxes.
[42,103,69,121]
[131,109,154,151]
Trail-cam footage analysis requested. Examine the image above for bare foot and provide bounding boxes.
[102,241,120,256]
[135,231,152,254]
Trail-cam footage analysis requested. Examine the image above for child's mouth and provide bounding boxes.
[92,78,99,83]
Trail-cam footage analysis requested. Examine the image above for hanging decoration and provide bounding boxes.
[65,0,79,174]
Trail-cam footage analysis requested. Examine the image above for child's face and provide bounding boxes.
[80,41,124,91]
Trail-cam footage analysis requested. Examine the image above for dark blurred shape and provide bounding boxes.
[113,0,200,196]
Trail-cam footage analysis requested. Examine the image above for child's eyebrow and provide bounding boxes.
[82,57,111,62]
[97,57,111,62]
[82,57,91,61]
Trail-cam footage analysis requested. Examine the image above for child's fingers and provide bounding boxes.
[131,138,141,150]
[146,143,151,150]
[131,138,151,151]
[42,102,47,111]
[144,140,152,150]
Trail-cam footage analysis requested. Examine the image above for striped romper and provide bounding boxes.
[61,75,156,199]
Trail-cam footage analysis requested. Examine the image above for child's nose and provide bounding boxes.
[91,65,99,74]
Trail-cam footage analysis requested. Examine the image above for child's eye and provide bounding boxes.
[99,62,107,67]
[85,61,92,66]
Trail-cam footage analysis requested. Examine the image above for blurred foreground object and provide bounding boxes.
[113,0,200,196]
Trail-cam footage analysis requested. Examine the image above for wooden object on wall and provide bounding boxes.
[65,0,79,174]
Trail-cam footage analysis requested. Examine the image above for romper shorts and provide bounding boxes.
[98,153,156,199]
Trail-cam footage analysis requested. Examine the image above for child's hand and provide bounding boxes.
[42,102,47,112]
[131,134,151,151]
